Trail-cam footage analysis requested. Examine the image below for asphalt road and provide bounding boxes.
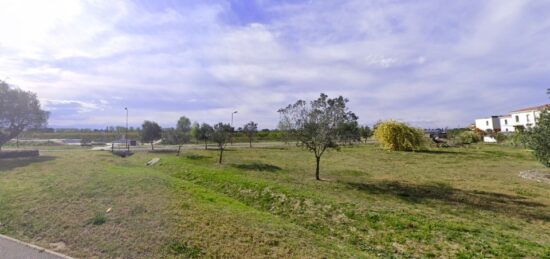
[0,234,71,259]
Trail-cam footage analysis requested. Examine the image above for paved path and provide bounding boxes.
[0,234,72,259]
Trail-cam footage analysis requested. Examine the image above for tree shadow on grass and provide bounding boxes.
[344,180,550,222]
[232,163,282,172]
[184,154,211,160]
[415,150,468,155]
[0,156,56,172]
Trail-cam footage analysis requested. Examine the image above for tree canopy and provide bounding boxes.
[141,121,162,150]
[243,121,258,148]
[527,109,550,167]
[211,122,233,163]
[278,93,358,180]
[0,81,49,149]
[197,123,214,150]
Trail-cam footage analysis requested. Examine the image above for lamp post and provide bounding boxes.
[231,111,238,127]
[125,107,129,152]
[231,111,238,145]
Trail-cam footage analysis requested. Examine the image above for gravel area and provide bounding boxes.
[519,170,550,183]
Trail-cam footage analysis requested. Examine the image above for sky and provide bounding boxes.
[0,0,548,129]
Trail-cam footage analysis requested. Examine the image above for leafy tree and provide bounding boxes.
[0,81,49,150]
[243,121,258,148]
[277,108,296,144]
[211,123,233,164]
[526,109,550,167]
[197,123,214,150]
[141,121,162,150]
[337,120,360,145]
[359,125,372,143]
[373,120,426,151]
[175,116,192,155]
[279,93,358,180]
[190,121,199,143]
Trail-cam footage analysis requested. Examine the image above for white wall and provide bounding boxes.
[510,110,538,129]
[475,117,500,131]
[499,116,514,132]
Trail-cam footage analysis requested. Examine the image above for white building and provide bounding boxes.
[475,104,549,133]
[475,116,501,132]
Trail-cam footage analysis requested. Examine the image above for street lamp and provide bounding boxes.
[231,111,238,127]
[125,107,129,152]
[231,111,238,145]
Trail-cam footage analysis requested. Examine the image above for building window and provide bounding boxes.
[515,115,519,122]
[486,121,489,126]
[506,128,509,132]
[526,114,530,122]
[504,119,508,125]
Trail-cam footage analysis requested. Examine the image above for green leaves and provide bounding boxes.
[526,109,550,167]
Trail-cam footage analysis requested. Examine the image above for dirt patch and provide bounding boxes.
[519,170,550,184]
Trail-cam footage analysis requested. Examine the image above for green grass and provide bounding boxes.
[0,144,549,258]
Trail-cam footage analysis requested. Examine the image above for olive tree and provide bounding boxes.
[211,123,233,164]
[243,121,258,148]
[279,93,358,180]
[197,123,214,150]
[337,120,361,145]
[0,81,49,150]
[175,116,191,155]
[141,121,162,150]
[359,125,372,143]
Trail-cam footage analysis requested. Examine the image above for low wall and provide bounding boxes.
[0,150,40,159]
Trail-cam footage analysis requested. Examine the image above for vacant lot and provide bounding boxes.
[0,144,549,258]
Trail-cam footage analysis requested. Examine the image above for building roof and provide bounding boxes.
[512,104,550,113]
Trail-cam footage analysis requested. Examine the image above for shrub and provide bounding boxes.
[373,120,426,151]
[455,131,481,144]
[527,109,550,167]
[495,133,508,143]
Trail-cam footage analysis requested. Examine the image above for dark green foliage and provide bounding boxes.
[91,212,107,225]
[141,121,162,150]
[279,93,358,180]
[0,81,49,149]
[338,121,361,145]
[527,109,550,167]
[359,125,372,142]
[212,122,233,164]
[167,241,203,258]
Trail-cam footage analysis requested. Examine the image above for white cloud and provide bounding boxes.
[1,0,548,128]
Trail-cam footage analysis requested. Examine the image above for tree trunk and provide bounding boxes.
[204,139,208,150]
[218,148,224,164]
[249,138,252,148]
[315,156,321,180]
[151,142,154,151]
[177,145,182,156]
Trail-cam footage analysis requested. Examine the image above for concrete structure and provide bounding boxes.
[475,104,549,133]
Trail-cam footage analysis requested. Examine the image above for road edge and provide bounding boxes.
[0,234,74,259]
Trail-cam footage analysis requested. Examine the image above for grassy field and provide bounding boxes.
[0,144,549,258]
